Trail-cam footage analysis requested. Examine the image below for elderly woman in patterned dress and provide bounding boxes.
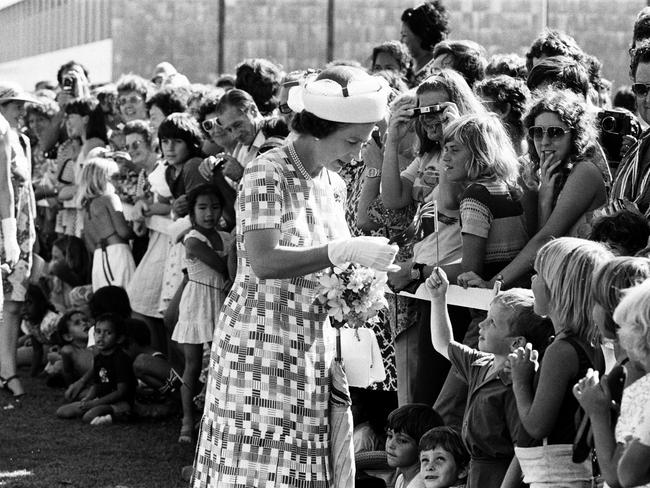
[191,66,399,487]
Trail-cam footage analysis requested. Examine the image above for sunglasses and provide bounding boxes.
[117,95,143,106]
[632,83,650,97]
[123,140,143,152]
[278,103,292,115]
[527,126,569,140]
[201,117,221,132]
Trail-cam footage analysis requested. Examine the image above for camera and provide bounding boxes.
[411,105,443,117]
[62,75,76,93]
[597,109,641,167]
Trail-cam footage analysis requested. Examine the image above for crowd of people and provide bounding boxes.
[2,1,650,487]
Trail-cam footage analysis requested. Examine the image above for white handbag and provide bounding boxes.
[340,327,386,388]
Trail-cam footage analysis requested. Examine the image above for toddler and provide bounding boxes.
[57,313,136,424]
[57,309,93,388]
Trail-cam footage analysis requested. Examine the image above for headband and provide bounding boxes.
[287,77,389,123]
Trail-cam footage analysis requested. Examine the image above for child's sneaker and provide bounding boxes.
[90,414,113,426]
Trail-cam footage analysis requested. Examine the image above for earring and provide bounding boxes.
[314,137,320,141]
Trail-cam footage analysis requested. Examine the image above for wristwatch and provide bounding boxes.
[366,167,382,178]
[410,263,425,281]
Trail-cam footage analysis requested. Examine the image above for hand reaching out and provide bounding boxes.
[425,267,448,301]
[508,343,539,384]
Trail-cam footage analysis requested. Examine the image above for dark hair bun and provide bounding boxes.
[290,110,343,139]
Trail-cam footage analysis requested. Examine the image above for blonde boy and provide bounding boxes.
[426,269,553,488]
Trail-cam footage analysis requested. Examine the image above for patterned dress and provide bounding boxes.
[2,130,36,302]
[192,145,349,487]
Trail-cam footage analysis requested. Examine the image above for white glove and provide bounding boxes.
[1,217,20,265]
[328,236,400,272]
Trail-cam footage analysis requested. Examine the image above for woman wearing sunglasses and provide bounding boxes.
[115,74,151,124]
[459,88,606,290]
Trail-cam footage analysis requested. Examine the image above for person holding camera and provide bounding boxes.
[380,69,486,405]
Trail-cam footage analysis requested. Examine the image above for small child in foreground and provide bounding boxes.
[419,426,470,488]
[386,403,444,488]
[426,268,553,488]
[56,313,136,424]
[57,309,93,387]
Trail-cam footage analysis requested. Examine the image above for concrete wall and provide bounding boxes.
[112,0,645,91]
[0,0,639,91]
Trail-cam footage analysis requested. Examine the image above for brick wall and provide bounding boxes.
[113,0,645,91]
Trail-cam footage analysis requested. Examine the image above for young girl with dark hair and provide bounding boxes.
[172,184,233,444]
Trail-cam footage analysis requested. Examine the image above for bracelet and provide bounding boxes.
[366,167,382,178]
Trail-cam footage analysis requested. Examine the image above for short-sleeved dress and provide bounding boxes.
[172,229,232,344]
[192,145,349,487]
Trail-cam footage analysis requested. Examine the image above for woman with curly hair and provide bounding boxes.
[400,1,449,87]
[459,88,607,290]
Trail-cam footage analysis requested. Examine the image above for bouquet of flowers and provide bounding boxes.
[315,263,389,329]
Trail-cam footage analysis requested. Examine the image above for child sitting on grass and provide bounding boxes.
[426,269,553,488]
[57,309,93,388]
[56,313,136,424]
[386,403,444,488]
[17,284,61,377]
[419,426,470,488]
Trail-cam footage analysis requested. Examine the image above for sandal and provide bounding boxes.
[178,422,193,444]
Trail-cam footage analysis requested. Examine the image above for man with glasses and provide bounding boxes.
[611,40,650,216]
[199,89,273,188]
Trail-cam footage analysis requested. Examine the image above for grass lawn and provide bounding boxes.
[0,369,195,488]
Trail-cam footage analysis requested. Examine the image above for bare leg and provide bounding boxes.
[179,342,202,443]
[56,401,85,418]
[0,300,24,396]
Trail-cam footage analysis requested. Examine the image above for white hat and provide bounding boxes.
[287,75,389,123]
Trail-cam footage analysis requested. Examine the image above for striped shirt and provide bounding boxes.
[460,181,528,279]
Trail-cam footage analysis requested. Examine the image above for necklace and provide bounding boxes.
[287,142,312,180]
